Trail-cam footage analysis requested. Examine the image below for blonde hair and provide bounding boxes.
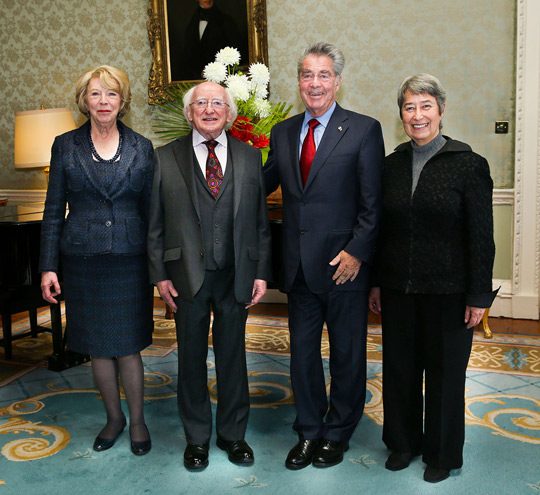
[75,65,131,117]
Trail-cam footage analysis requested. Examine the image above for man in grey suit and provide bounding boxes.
[264,42,384,469]
[148,81,271,470]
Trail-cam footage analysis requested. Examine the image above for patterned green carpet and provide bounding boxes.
[1,308,540,494]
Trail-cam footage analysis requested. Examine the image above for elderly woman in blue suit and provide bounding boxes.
[40,65,154,455]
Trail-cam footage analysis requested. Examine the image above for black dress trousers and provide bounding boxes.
[381,288,474,470]
[174,266,250,445]
[288,266,368,442]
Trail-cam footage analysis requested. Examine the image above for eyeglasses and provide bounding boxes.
[190,99,229,110]
[299,72,335,83]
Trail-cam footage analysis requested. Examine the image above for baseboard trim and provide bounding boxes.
[0,189,46,203]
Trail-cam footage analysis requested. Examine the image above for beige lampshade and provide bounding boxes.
[14,107,76,168]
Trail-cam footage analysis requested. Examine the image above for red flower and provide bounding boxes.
[228,126,247,141]
[232,116,254,132]
[228,115,269,149]
[251,134,270,148]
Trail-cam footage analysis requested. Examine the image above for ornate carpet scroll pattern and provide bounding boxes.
[0,395,70,461]
[244,320,540,375]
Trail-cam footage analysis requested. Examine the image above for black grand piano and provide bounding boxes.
[0,202,88,370]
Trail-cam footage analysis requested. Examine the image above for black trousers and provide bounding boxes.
[288,266,368,442]
[174,266,250,445]
[381,289,474,470]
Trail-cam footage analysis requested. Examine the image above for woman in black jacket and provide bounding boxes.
[40,65,153,456]
[369,73,497,483]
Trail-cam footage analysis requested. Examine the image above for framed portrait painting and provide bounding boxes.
[147,0,268,103]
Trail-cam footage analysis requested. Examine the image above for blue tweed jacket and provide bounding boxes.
[39,120,154,273]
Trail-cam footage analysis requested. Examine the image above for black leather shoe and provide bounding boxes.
[312,439,349,467]
[130,425,152,456]
[285,439,320,470]
[184,444,209,470]
[93,418,127,452]
[385,452,413,471]
[424,466,450,483]
[216,438,254,464]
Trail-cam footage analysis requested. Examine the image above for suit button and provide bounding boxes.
[300,229,306,235]
[301,201,307,206]
[200,252,204,257]
[105,220,112,227]
[215,239,221,244]
[214,222,219,228]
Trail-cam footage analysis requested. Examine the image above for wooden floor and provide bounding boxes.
[2,300,539,336]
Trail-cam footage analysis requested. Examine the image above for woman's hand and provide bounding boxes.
[41,271,61,304]
[368,287,382,315]
[464,305,485,329]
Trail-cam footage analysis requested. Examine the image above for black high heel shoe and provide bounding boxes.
[130,424,152,456]
[93,417,127,452]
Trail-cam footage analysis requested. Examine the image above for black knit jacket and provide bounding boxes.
[373,137,497,308]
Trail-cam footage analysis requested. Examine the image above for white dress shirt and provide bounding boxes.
[192,129,228,176]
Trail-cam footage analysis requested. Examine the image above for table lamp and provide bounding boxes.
[14,107,76,180]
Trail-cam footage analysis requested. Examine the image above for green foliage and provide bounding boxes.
[152,83,193,142]
[252,101,292,137]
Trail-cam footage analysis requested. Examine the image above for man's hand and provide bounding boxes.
[41,271,61,304]
[156,279,179,313]
[246,279,267,309]
[329,250,362,285]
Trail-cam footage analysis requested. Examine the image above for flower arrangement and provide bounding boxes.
[153,47,291,164]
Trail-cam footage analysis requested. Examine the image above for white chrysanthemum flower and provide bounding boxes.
[253,98,272,118]
[249,63,270,86]
[203,62,227,83]
[252,83,268,100]
[225,74,250,101]
[216,47,241,66]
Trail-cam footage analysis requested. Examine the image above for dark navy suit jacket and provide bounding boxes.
[264,104,385,293]
[39,120,154,273]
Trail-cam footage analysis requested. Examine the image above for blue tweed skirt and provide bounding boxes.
[62,254,153,357]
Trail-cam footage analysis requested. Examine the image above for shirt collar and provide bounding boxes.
[192,129,228,148]
[302,102,337,130]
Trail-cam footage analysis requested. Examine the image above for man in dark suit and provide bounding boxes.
[148,81,271,470]
[264,42,384,469]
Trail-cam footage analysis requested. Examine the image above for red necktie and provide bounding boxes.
[300,119,320,187]
[204,140,223,198]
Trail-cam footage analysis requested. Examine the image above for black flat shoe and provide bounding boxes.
[312,439,349,468]
[285,439,320,470]
[385,452,413,471]
[216,438,254,464]
[130,424,152,456]
[93,418,127,452]
[424,466,450,483]
[184,444,209,470]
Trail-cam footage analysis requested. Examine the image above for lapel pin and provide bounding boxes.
[338,126,343,132]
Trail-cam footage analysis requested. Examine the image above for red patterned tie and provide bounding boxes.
[300,119,320,187]
[204,140,223,198]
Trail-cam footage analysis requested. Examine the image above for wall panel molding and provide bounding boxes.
[506,0,540,319]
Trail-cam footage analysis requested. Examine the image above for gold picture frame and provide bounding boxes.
[147,0,268,104]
